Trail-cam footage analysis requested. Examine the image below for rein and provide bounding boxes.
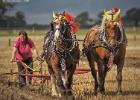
[90,24,127,53]
[44,22,79,66]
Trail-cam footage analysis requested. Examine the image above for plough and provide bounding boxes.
[0,60,92,93]
[0,67,91,79]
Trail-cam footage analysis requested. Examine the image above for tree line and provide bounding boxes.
[77,8,140,28]
[0,1,140,28]
[0,1,26,27]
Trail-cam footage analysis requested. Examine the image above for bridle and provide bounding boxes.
[52,20,78,59]
[98,22,124,52]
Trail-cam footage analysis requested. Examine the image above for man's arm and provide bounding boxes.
[10,47,17,62]
[32,46,39,58]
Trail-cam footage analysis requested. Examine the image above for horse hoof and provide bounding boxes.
[98,92,106,97]
[51,95,58,99]
[51,93,59,97]
[66,91,73,96]
[66,95,75,100]
[117,91,122,95]
[93,92,97,96]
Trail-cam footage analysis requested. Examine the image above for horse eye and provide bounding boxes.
[62,16,65,19]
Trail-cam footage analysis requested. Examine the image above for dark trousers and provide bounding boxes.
[17,57,33,86]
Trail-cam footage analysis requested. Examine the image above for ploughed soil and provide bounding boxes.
[0,56,139,100]
[125,57,140,68]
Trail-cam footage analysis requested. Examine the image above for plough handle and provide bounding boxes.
[11,60,35,71]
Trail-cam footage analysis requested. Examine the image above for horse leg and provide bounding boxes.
[102,65,108,93]
[48,66,58,96]
[50,74,58,96]
[87,53,98,95]
[65,64,76,96]
[50,54,66,97]
[97,60,106,95]
[61,71,67,87]
[116,59,124,95]
[55,70,66,97]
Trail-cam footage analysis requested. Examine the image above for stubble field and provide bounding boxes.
[0,30,140,100]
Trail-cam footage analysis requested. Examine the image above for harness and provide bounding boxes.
[43,24,79,71]
[55,31,79,62]
[91,23,127,51]
[83,24,127,71]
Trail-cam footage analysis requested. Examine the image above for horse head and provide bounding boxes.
[52,11,74,51]
[102,9,124,48]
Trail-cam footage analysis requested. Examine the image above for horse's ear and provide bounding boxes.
[52,11,56,19]
[104,9,106,13]
[113,9,120,22]
[61,11,66,20]
[63,11,65,15]
[104,9,107,16]
[51,22,54,31]
[116,9,120,16]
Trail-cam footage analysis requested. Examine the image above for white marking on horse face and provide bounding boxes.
[54,24,60,41]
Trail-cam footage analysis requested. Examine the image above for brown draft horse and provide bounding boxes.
[42,12,80,98]
[83,20,127,95]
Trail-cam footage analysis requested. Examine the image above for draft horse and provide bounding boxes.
[42,12,80,97]
[83,10,127,95]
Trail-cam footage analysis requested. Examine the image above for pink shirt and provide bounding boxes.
[14,38,35,61]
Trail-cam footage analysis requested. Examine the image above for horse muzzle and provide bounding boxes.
[82,47,88,57]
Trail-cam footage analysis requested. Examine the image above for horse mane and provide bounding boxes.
[114,26,127,44]
[83,25,100,47]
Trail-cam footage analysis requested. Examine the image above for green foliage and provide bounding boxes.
[124,8,140,27]
[15,11,26,27]
[96,8,140,27]
[0,1,26,27]
[0,0,14,15]
[76,11,93,28]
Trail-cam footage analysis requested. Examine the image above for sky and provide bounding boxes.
[8,0,140,25]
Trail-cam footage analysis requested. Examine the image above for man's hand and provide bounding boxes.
[36,56,44,62]
[10,58,15,62]
[11,47,17,62]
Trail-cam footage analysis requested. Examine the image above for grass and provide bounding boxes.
[0,33,140,99]
[0,27,140,36]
